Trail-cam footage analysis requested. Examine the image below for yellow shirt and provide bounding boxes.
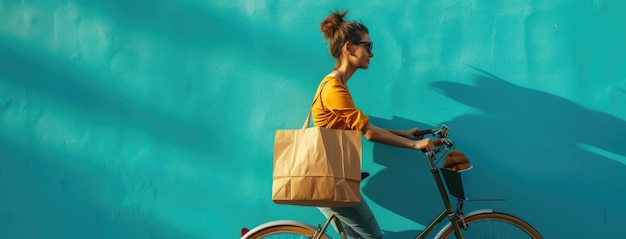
[311,76,369,131]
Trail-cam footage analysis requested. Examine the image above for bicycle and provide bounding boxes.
[241,124,543,239]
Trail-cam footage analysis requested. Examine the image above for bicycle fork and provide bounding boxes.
[423,153,468,239]
[454,198,468,230]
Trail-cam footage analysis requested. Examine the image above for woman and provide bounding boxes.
[314,9,434,239]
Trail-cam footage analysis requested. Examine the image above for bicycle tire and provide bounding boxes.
[437,212,542,239]
[243,224,329,239]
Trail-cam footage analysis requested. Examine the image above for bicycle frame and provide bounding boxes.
[413,151,465,239]
[312,213,346,239]
[243,125,542,239]
[314,128,468,239]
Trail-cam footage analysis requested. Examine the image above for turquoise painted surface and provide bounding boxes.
[1,0,625,238]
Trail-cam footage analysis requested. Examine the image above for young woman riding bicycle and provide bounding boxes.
[315,9,434,239]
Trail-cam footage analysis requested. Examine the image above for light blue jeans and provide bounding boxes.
[318,199,383,239]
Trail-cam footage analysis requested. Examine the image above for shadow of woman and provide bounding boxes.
[362,66,626,239]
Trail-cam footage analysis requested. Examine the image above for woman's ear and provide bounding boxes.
[341,41,349,54]
[343,42,356,56]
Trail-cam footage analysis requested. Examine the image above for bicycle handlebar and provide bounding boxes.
[412,129,433,138]
[432,138,444,147]
[422,124,453,154]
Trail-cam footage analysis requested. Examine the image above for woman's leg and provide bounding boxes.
[318,199,383,239]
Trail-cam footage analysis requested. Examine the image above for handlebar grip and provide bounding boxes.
[413,129,433,138]
[432,138,443,146]
[422,138,443,153]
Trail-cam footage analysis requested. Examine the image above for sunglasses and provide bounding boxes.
[354,41,373,53]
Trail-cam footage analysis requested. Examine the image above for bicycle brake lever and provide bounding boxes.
[434,124,449,137]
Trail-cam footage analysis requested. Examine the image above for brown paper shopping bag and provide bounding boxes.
[272,116,362,207]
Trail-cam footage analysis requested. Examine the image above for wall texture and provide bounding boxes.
[1,0,625,238]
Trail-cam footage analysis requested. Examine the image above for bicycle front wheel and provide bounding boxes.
[437,212,542,239]
[243,224,329,239]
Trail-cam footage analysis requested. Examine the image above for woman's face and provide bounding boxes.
[349,33,374,69]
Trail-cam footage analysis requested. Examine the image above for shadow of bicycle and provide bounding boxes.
[362,67,626,239]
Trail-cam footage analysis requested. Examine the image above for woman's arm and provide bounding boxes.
[387,128,424,139]
[362,122,433,151]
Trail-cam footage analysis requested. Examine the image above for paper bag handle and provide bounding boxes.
[302,81,330,129]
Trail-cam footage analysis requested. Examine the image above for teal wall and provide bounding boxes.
[1,0,625,238]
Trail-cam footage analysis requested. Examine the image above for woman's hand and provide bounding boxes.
[387,127,427,139]
[404,127,424,139]
[414,138,434,152]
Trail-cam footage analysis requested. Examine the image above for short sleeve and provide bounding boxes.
[312,77,369,131]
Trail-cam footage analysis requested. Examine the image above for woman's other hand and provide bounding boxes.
[404,127,424,139]
[414,138,434,152]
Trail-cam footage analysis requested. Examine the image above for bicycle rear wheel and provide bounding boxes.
[243,224,329,239]
[437,212,542,239]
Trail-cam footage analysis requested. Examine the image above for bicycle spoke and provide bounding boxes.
[439,213,541,238]
[461,219,533,238]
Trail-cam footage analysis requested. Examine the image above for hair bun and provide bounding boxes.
[320,9,348,40]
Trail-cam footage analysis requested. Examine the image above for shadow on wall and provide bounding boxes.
[0,135,198,239]
[362,67,626,239]
[78,0,324,75]
[0,39,220,154]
